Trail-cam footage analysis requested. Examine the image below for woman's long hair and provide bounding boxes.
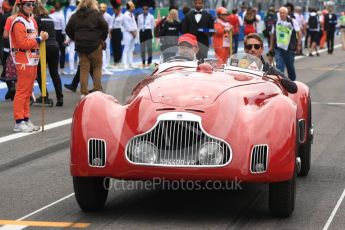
[77,0,99,11]
[167,9,179,23]
[33,1,48,16]
[244,7,255,21]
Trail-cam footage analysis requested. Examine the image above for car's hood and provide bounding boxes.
[148,71,266,106]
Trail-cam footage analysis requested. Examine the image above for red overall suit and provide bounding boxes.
[214,18,231,65]
[10,13,40,121]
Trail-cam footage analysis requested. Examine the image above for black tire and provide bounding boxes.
[269,170,296,217]
[73,177,109,212]
[298,95,312,177]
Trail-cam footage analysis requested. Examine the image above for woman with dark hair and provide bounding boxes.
[49,1,67,74]
[243,7,257,35]
[34,1,63,106]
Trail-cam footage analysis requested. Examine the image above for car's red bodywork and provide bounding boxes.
[70,62,310,184]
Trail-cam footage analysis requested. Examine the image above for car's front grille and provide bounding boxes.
[88,138,106,167]
[250,145,268,173]
[126,113,232,167]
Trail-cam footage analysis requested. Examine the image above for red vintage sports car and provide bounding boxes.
[70,53,313,217]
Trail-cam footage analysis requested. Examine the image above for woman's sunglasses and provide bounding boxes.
[245,44,261,50]
[24,2,35,7]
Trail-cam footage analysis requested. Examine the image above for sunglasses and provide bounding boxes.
[24,2,35,7]
[245,44,261,50]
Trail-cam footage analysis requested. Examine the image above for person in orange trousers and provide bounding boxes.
[10,0,48,132]
[319,10,328,49]
[214,7,232,66]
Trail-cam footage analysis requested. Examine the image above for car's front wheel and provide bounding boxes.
[269,170,296,217]
[73,177,109,212]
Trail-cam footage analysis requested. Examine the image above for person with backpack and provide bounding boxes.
[307,8,321,56]
[269,6,302,81]
[263,6,277,47]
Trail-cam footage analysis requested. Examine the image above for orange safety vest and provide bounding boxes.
[9,14,40,66]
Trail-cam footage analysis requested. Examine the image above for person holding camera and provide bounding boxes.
[65,0,108,98]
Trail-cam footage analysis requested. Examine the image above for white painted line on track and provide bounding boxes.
[295,44,341,60]
[323,188,345,230]
[0,193,75,230]
[0,119,72,144]
[312,102,345,106]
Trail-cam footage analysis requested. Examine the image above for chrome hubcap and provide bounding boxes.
[296,157,301,174]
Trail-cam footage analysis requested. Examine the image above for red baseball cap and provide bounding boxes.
[178,33,198,47]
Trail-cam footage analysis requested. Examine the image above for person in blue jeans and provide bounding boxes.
[269,6,302,81]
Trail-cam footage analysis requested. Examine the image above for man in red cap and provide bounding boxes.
[177,33,199,60]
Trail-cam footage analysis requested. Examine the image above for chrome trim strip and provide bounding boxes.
[298,119,306,143]
[249,144,269,174]
[87,138,106,168]
[125,112,233,168]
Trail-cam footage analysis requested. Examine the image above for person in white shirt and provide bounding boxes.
[122,1,137,68]
[137,4,154,67]
[294,6,306,55]
[49,2,67,74]
[110,4,123,66]
[99,3,112,74]
[65,3,78,75]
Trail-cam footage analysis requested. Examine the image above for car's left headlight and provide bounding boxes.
[133,141,158,164]
[198,142,224,165]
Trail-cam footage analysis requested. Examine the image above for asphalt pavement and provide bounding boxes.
[0,44,345,229]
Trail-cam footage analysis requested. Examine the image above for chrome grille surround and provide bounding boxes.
[125,112,232,167]
[250,144,269,173]
[88,138,106,167]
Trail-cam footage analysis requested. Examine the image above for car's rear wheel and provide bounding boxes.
[298,95,312,177]
[73,176,109,212]
[269,170,296,217]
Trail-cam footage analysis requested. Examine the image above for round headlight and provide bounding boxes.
[133,141,158,164]
[198,142,224,165]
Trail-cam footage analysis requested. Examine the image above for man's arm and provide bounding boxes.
[264,65,298,94]
[65,16,74,40]
[207,13,215,37]
[181,14,189,34]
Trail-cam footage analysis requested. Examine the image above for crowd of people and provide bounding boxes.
[0,0,344,133]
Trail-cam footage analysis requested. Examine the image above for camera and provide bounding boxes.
[266,50,275,57]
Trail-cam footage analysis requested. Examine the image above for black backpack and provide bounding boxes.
[308,15,318,29]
